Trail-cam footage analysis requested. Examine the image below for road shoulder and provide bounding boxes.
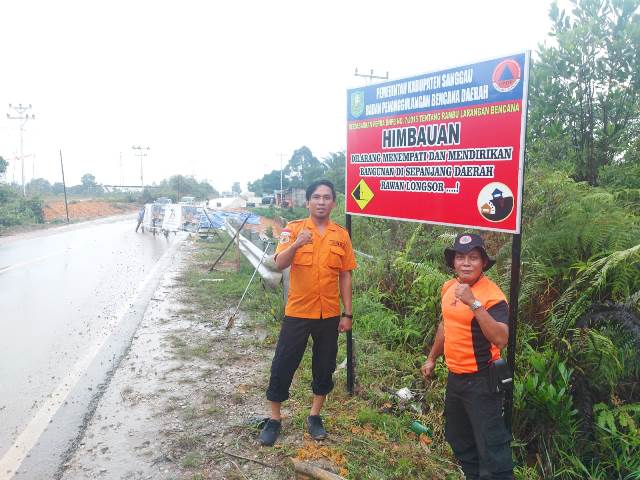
[60,239,291,480]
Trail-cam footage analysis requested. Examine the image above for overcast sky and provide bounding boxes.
[0,0,557,192]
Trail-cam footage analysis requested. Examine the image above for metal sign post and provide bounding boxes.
[345,213,355,395]
[505,233,522,430]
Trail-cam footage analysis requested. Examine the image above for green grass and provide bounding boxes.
[281,330,460,479]
[249,206,308,223]
[175,434,203,451]
[198,275,457,477]
[181,235,461,479]
[179,237,277,314]
[181,451,204,468]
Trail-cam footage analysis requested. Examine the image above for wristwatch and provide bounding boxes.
[470,300,483,311]
[341,312,353,319]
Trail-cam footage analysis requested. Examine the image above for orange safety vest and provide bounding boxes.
[441,275,507,374]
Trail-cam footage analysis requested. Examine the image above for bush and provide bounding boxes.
[345,163,640,478]
[0,187,44,227]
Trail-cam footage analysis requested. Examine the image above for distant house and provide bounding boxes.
[274,188,306,208]
[261,195,275,205]
[207,196,247,210]
[244,196,262,207]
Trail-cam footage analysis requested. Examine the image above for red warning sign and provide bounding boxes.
[346,52,530,233]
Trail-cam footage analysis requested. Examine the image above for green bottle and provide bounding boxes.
[410,420,432,437]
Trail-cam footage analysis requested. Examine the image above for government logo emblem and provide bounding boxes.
[459,235,472,245]
[350,90,365,118]
[492,59,521,93]
[279,229,292,244]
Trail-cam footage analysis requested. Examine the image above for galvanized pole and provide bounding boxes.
[505,52,531,432]
[20,123,24,195]
[504,233,521,430]
[345,214,355,395]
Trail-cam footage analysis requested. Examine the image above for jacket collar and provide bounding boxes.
[304,217,337,232]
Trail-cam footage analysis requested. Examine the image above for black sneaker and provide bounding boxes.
[307,415,327,440]
[258,418,281,446]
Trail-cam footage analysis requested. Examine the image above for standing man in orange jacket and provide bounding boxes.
[259,179,357,446]
[422,233,514,479]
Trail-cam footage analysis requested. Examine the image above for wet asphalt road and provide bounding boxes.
[0,216,180,476]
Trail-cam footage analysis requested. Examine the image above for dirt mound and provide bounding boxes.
[259,215,284,236]
[43,200,137,222]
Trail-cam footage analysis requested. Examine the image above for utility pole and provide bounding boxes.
[354,68,389,84]
[132,145,150,189]
[59,150,70,223]
[279,152,284,207]
[7,103,35,196]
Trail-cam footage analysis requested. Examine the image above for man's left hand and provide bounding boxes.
[338,316,352,333]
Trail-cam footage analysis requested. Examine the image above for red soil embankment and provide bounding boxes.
[43,200,137,222]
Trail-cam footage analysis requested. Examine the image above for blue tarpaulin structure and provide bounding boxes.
[198,210,261,230]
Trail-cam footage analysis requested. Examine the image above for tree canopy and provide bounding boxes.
[529,0,640,185]
[81,173,97,188]
[26,178,52,195]
[248,147,346,195]
[160,175,218,200]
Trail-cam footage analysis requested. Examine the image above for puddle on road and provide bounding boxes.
[60,241,291,480]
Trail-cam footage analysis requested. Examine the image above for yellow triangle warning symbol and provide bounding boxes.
[351,179,374,210]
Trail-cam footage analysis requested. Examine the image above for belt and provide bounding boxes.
[448,368,489,378]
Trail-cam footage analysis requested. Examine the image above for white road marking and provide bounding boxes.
[0,235,184,479]
[0,249,68,274]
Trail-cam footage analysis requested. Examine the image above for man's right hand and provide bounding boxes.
[293,229,313,248]
[421,358,436,379]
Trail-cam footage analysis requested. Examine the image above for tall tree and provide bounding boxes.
[161,175,218,200]
[52,182,65,195]
[231,181,241,194]
[0,156,7,175]
[247,179,263,196]
[248,169,288,195]
[81,173,97,189]
[26,178,52,195]
[284,146,326,188]
[322,151,346,193]
[529,0,640,185]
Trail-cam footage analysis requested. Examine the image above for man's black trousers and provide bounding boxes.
[445,371,514,480]
[266,316,340,402]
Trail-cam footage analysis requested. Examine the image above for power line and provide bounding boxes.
[6,103,35,196]
[131,145,150,188]
[354,68,389,84]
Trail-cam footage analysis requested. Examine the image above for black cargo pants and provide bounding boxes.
[444,371,514,480]
[266,316,340,402]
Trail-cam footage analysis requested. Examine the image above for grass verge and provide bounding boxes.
[181,235,463,479]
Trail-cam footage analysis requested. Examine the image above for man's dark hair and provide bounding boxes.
[306,179,336,201]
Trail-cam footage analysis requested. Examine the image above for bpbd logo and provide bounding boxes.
[492,59,521,93]
[350,90,365,118]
